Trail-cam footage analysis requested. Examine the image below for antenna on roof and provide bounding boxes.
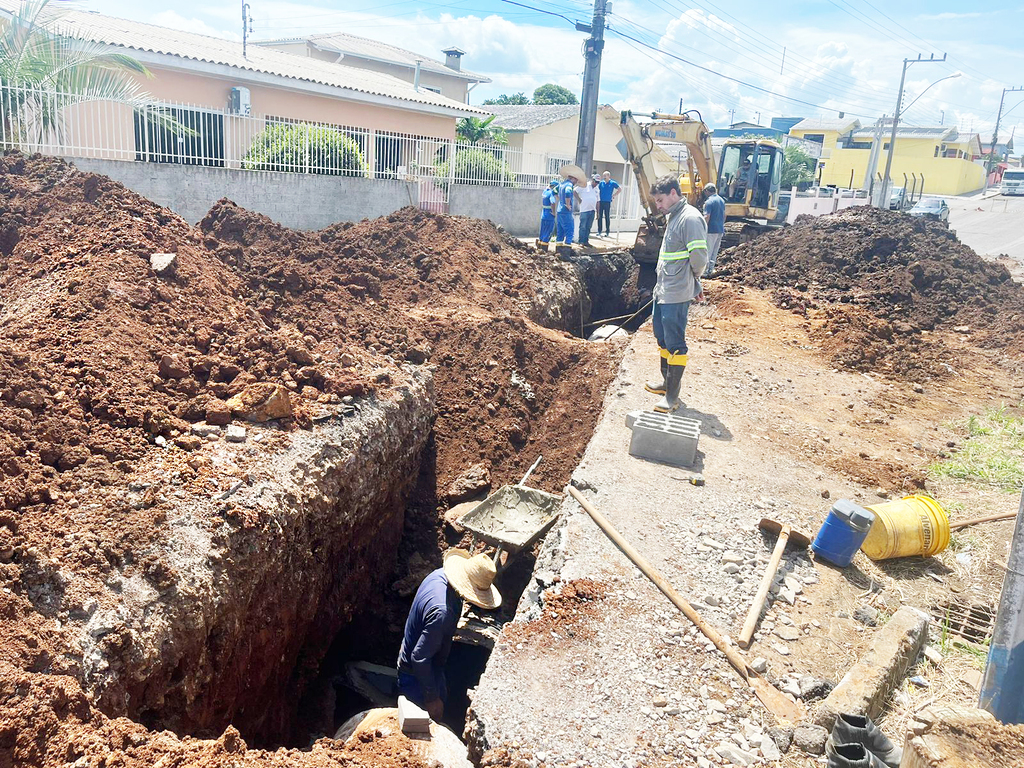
[242,2,253,59]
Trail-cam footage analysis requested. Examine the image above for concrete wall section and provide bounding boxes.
[449,184,541,236]
[71,158,418,229]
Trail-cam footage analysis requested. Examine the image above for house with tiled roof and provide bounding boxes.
[257,34,490,104]
[484,104,630,177]
[0,1,486,172]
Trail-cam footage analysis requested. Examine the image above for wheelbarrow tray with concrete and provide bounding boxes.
[458,484,561,558]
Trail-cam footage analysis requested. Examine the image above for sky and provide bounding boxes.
[80,0,1024,145]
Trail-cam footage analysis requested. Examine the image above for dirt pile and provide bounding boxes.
[718,206,1024,377]
[0,153,625,766]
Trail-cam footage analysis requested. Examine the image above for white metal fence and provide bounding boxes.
[0,83,640,220]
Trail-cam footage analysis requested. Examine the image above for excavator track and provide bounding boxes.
[721,220,771,250]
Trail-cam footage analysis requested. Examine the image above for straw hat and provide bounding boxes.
[559,163,586,182]
[443,549,502,609]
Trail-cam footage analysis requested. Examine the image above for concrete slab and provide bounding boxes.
[813,605,930,730]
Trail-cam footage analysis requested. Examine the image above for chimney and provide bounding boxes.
[442,46,466,72]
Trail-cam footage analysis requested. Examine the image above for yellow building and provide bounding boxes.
[820,125,985,196]
[789,116,862,161]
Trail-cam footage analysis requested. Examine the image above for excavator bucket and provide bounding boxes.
[631,217,664,264]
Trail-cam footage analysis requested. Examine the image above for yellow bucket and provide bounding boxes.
[861,494,950,560]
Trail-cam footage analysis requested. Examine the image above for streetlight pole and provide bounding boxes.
[880,54,947,207]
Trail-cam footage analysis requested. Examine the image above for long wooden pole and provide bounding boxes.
[950,511,1019,531]
[568,486,802,722]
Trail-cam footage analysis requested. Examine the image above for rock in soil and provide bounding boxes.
[793,723,829,755]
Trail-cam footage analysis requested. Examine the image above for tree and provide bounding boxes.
[0,0,162,143]
[482,92,530,106]
[434,146,514,189]
[781,144,815,189]
[243,122,368,176]
[455,115,508,145]
[532,83,578,105]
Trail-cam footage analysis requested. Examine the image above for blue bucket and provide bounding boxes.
[812,500,875,567]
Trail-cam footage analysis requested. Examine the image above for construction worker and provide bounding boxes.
[538,179,559,247]
[644,175,708,413]
[396,550,501,722]
[556,169,580,245]
[702,183,725,276]
[597,170,621,236]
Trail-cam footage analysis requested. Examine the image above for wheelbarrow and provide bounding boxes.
[457,455,562,571]
[454,456,562,648]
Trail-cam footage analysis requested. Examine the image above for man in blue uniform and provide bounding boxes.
[556,171,579,246]
[538,179,559,247]
[397,549,501,722]
[597,171,621,236]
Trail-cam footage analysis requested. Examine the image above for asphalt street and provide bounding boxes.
[949,193,1024,281]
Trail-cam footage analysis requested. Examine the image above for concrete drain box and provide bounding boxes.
[626,410,701,467]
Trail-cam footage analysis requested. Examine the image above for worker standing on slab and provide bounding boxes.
[597,171,620,237]
[556,164,585,246]
[644,175,707,413]
[576,175,600,247]
[702,184,725,277]
[538,179,559,247]
[396,550,501,722]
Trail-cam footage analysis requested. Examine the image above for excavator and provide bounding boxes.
[619,110,785,262]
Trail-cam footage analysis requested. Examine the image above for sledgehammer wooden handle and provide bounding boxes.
[738,526,790,649]
[568,486,802,723]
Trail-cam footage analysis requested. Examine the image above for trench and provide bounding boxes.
[109,247,646,754]
[279,249,647,747]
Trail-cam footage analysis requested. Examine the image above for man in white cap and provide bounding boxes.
[396,549,501,721]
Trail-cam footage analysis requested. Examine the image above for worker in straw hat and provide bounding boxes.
[396,549,501,722]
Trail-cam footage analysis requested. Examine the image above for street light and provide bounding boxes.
[879,54,950,206]
[901,72,961,115]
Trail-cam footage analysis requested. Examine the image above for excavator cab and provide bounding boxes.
[718,140,784,220]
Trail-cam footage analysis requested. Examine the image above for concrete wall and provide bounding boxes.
[71,158,418,229]
[449,184,539,236]
[821,146,987,196]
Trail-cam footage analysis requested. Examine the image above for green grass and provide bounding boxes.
[929,405,1024,492]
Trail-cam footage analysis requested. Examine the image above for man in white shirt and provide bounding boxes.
[575,175,600,247]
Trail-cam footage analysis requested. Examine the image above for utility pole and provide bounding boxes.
[573,0,607,176]
[242,2,253,59]
[986,85,1023,189]
[881,53,946,207]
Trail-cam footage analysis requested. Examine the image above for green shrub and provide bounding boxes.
[434,147,514,189]
[244,122,368,176]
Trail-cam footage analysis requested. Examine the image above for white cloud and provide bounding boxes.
[151,10,238,40]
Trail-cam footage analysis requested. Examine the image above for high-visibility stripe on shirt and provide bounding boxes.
[687,239,707,251]
[659,250,690,261]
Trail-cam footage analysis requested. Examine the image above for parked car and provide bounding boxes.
[889,186,908,211]
[908,197,949,224]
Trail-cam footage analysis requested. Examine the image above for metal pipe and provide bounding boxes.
[979,489,1024,723]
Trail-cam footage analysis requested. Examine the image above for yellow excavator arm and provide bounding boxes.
[619,110,716,261]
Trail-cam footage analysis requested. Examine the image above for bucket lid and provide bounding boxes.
[831,499,876,532]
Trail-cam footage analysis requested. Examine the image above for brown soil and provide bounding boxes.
[0,153,624,766]
[718,206,1024,379]
[919,720,1024,767]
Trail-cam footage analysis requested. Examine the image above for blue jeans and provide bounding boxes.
[597,200,612,234]
[556,211,574,244]
[539,213,555,243]
[579,210,595,244]
[652,300,690,364]
[398,671,447,707]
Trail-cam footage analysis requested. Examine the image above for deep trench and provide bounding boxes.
[270,249,648,749]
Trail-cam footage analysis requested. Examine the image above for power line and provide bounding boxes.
[607,25,881,117]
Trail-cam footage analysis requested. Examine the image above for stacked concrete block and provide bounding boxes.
[625,410,701,467]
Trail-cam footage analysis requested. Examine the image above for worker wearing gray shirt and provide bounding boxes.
[644,175,708,413]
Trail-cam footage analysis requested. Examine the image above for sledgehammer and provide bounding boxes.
[737,518,811,649]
